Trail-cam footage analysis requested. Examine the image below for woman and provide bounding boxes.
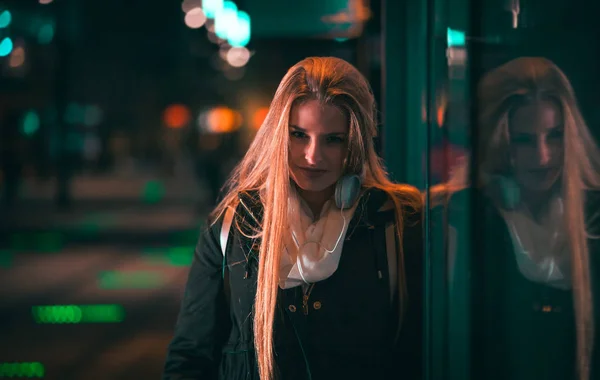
[462,57,600,380]
[163,57,424,380]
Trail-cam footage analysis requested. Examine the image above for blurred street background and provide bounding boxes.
[2,0,600,378]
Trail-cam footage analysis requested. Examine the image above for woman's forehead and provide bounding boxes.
[510,101,563,133]
[289,100,348,134]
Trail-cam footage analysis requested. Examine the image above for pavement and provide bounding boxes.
[0,174,212,379]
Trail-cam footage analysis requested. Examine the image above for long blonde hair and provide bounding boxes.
[210,56,421,380]
[478,57,600,380]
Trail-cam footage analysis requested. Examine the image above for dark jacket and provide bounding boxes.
[163,188,424,380]
[450,190,600,380]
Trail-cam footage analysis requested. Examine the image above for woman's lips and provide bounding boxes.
[298,167,327,178]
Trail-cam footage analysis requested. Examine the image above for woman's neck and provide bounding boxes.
[520,184,560,223]
[296,185,336,219]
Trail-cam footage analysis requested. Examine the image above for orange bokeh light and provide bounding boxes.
[207,106,242,133]
[252,107,269,130]
[163,104,191,129]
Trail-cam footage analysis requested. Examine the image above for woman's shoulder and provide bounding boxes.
[363,186,423,227]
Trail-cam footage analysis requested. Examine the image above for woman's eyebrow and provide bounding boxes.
[289,125,347,136]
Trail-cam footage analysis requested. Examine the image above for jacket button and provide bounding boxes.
[288,305,297,312]
[313,301,322,310]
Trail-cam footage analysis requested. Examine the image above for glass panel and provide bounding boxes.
[426,0,600,379]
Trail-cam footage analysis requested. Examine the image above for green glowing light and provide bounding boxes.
[98,271,165,289]
[0,362,44,378]
[142,246,195,266]
[32,304,125,324]
[142,180,165,204]
[0,250,14,268]
[167,246,194,266]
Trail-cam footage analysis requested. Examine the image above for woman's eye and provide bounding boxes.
[290,131,307,139]
[547,130,564,140]
[326,136,345,144]
[510,134,535,145]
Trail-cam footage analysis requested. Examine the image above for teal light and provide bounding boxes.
[65,102,84,124]
[37,23,55,44]
[447,28,466,47]
[22,110,40,136]
[334,37,349,42]
[0,10,11,28]
[203,0,224,19]
[215,1,238,40]
[0,37,13,57]
[0,362,44,378]
[228,10,250,47]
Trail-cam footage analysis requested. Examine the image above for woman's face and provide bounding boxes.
[509,100,564,192]
[288,99,349,193]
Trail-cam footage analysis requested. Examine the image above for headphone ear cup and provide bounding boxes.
[335,174,362,209]
[488,175,521,209]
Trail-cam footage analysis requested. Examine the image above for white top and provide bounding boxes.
[279,186,358,289]
[498,196,571,290]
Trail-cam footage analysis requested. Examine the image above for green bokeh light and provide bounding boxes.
[142,246,195,267]
[142,180,165,204]
[32,304,125,324]
[98,270,165,289]
[0,362,44,378]
[0,250,14,268]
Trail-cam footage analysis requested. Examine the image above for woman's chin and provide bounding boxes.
[292,179,335,194]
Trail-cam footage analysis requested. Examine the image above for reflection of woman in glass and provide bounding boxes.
[475,57,600,380]
[163,57,424,380]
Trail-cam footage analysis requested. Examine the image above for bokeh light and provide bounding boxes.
[214,1,237,40]
[33,304,125,324]
[252,107,269,130]
[199,106,242,133]
[0,362,44,378]
[22,110,40,136]
[0,37,14,57]
[163,104,191,128]
[181,0,201,13]
[226,46,250,68]
[203,0,224,18]
[37,23,55,44]
[0,10,11,28]
[184,7,206,29]
[9,46,25,68]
